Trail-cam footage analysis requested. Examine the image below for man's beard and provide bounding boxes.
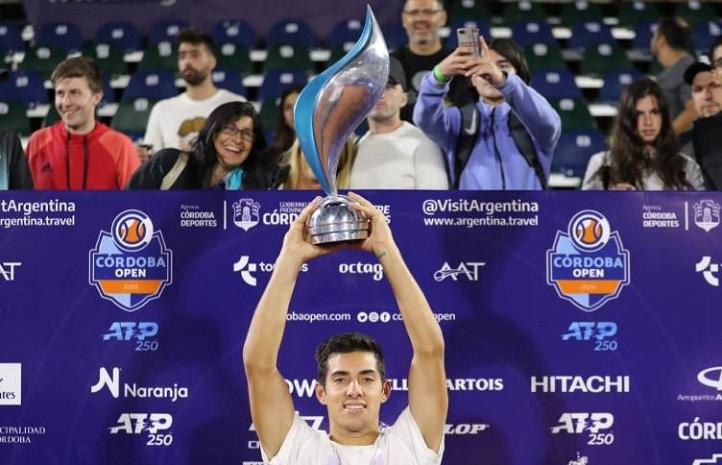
[183,68,207,86]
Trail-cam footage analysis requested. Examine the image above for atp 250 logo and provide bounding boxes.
[547,210,630,312]
[89,210,172,312]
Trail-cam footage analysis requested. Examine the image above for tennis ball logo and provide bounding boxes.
[111,210,154,252]
[569,210,611,252]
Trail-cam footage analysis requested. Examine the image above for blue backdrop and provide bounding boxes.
[1,191,721,465]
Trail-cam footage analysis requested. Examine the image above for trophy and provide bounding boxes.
[294,6,389,244]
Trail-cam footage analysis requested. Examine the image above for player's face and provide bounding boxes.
[54,77,101,134]
[635,95,663,145]
[213,115,254,169]
[316,351,390,439]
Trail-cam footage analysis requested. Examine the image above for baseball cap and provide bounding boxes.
[388,56,406,90]
[684,61,714,85]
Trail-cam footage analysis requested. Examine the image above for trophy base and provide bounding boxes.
[307,195,370,245]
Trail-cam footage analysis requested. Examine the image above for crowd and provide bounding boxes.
[1,0,722,191]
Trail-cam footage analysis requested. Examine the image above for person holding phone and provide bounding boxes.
[413,35,561,190]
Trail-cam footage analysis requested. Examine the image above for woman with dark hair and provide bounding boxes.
[270,85,303,155]
[582,78,704,190]
[128,101,284,189]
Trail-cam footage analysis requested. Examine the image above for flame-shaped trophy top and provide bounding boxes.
[294,5,389,195]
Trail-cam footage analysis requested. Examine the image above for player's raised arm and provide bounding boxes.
[348,192,448,453]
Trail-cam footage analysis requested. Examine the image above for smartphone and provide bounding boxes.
[457,27,481,57]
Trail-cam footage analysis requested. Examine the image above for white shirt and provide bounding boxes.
[261,407,444,465]
[350,122,448,189]
[143,89,245,151]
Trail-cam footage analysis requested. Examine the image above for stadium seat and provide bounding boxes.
[569,21,615,51]
[676,1,719,27]
[558,1,604,26]
[0,71,47,107]
[211,19,257,49]
[598,69,643,103]
[122,69,177,101]
[524,42,565,71]
[553,98,597,131]
[137,41,177,71]
[552,130,608,179]
[19,46,66,79]
[511,21,556,47]
[265,44,314,72]
[267,18,317,47]
[216,43,252,74]
[0,101,31,136]
[448,0,490,23]
[445,20,491,49]
[259,98,280,133]
[35,22,83,53]
[94,21,142,53]
[531,68,582,99]
[327,19,363,49]
[619,1,657,27]
[501,0,546,24]
[83,43,127,76]
[693,21,722,54]
[148,20,188,45]
[258,69,307,101]
[112,97,156,141]
[211,69,247,97]
[631,21,656,54]
[579,43,633,76]
[0,23,24,57]
[328,43,355,64]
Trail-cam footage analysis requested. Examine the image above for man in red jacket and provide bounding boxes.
[26,57,140,189]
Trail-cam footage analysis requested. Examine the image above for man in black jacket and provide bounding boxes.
[0,129,33,189]
[686,61,722,189]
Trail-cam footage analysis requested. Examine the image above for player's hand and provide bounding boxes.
[279,197,339,265]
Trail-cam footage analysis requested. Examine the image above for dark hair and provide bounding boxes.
[189,101,269,188]
[710,36,722,63]
[655,18,692,52]
[316,332,386,385]
[602,77,691,189]
[51,57,103,94]
[489,38,530,84]
[271,85,304,153]
[178,27,216,57]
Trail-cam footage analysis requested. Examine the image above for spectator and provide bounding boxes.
[26,57,139,190]
[350,57,447,189]
[269,85,303,156]
[280,138,356,190]
[582,78,704,190]
[651,18,696,137]
[392,0,448,122]
[710,36,722,83]
[142,27,245,156]
[0,130,32,189]
[128,102,282,189]
[414,37,560,190]
[686,61,722,189]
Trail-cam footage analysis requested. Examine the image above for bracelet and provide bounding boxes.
[432,65,451,84]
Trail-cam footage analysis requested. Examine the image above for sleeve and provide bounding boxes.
[412,72,462,154]
[126,149,177,189]
[413,134,450,189]
[6,132,33,189]
[580,152,606,190]
[116,136,142,188]
[259,413,318,465]
[498,73,562,154]
[389,407,444,465]
[683,153,707,190]
[143,101,164,150]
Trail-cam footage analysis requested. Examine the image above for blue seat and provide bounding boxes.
[258,69,307,101]
[122,69,177,101]
[211,20,257,49]
[598,69,643,103]
[0,70,47,107]
[211,69,247,98]
[693,21,722,54]
[531,68,582,99]
[148,20,189,45]
[569,21,615,51]
[267,18,317,47]
[95,21,142,53]
[632,21,656,53]
[552,130,608,178]
[327,19,364,49]
[36,22,83,53]
[385,24,408,53]
[0,23,24,56]
[445,20,491,49]
[511,21,556,46]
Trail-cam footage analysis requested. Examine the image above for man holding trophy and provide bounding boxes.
[242,7,447,465]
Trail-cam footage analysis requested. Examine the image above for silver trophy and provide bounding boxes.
[294,6,389,244]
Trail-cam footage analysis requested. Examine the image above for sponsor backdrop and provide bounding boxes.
[1,191,721,465]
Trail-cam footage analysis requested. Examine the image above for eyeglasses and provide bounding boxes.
[221,125,254,141]
[403,8,441,17]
